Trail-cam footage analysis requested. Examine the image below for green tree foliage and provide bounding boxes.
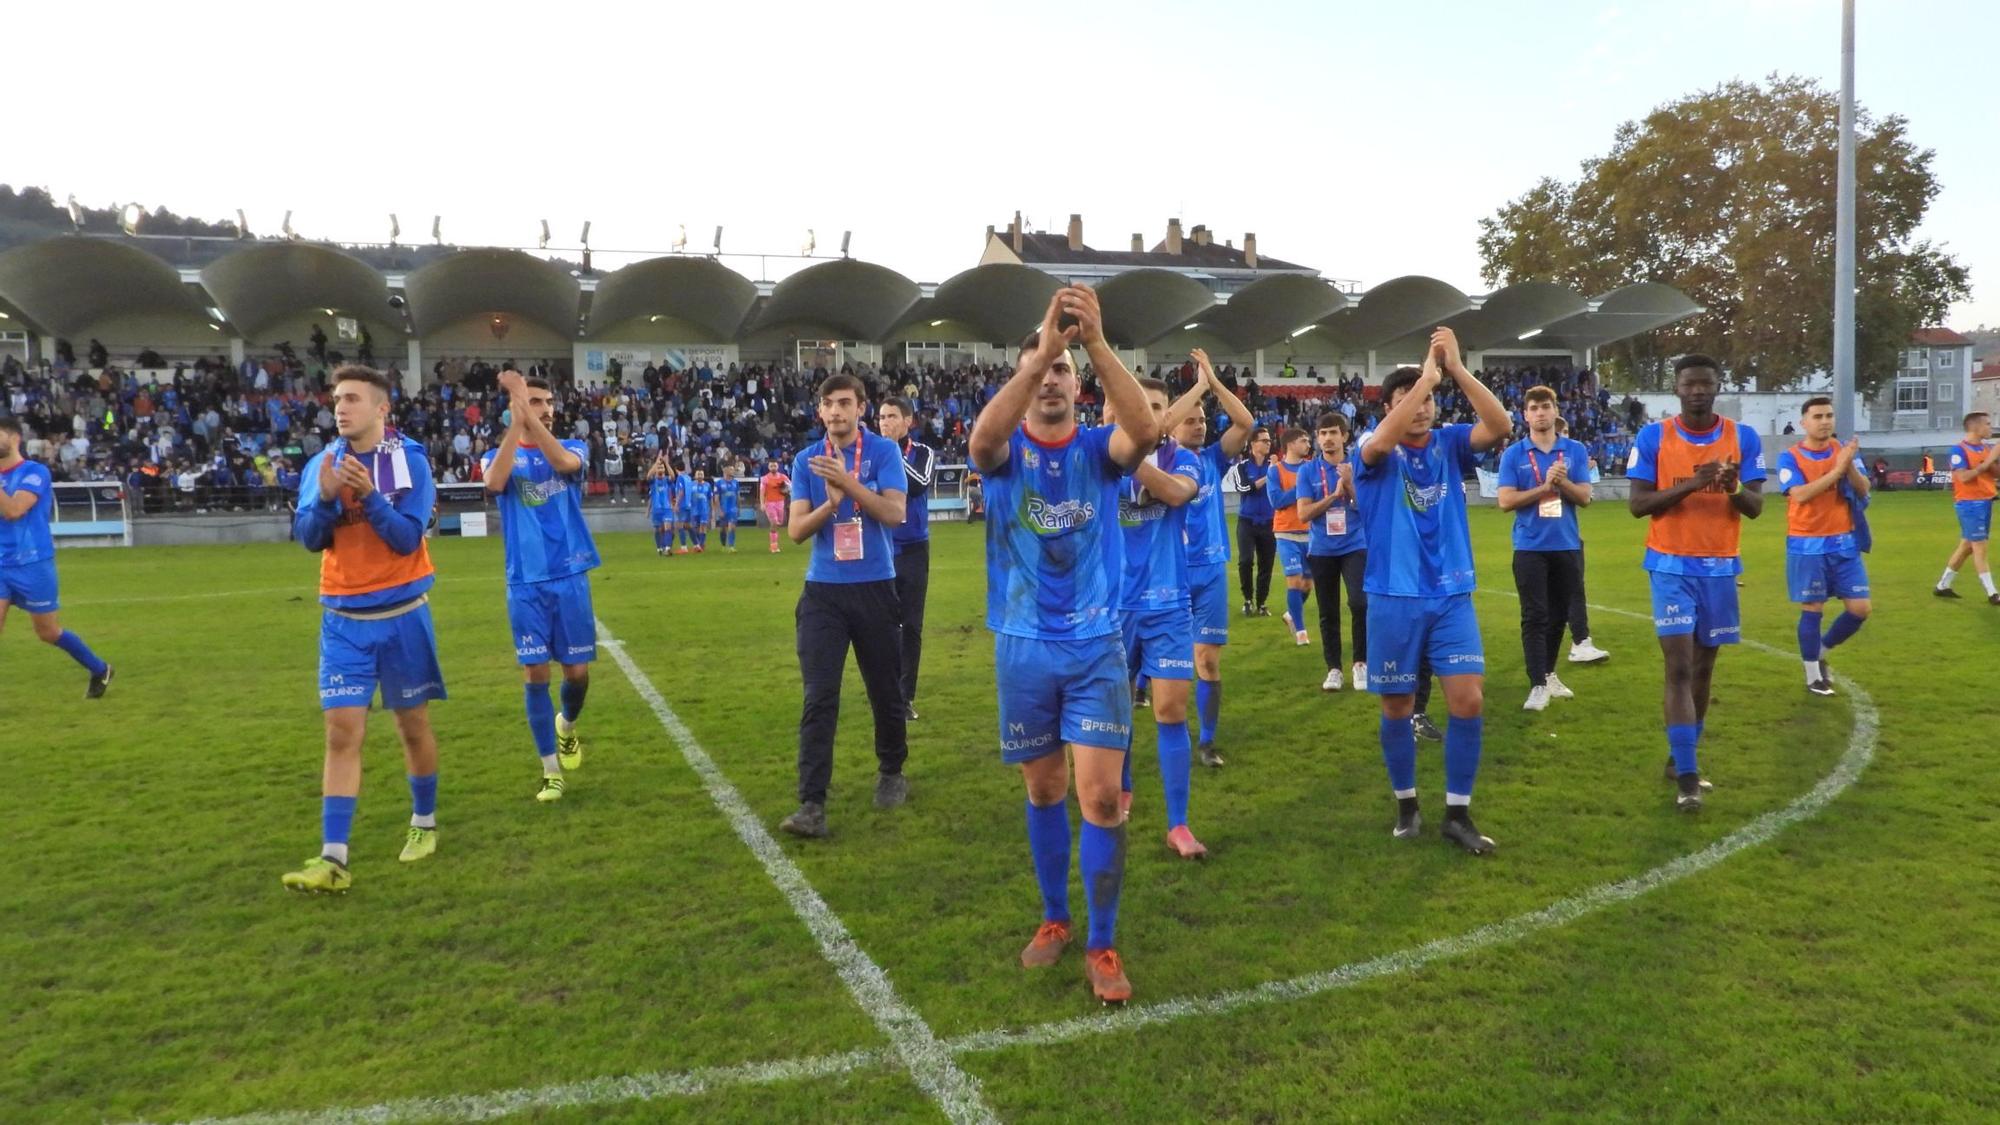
[1478,75,1971,392]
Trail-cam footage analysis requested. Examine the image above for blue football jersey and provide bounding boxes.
[1354,424,1480,597]
[1295,453,1367,557]
[1182,443,1232,567]
[1499,436,1596,553]
[0,458,55,567]
[482,440,601,586]
[1119,444,1200,610]
[984,424,1126,640]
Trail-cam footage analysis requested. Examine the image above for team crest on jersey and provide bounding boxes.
[1021,446,1040,471]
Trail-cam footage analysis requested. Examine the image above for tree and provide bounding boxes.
[1478,75,1970,393]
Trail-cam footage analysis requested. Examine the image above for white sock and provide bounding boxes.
[411,813,436,829]
[1803,660,1820,683]
[322,842,350,865]
[1445,792,1472,807]
[1393,787,1417,800]
[1939,567,1958,589]
[1983,572,1998,597]
[540,754,562,774]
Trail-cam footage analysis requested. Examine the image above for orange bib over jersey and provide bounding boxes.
[1784,441,1854,538]
[1270,459,1307,534]
[1646,416,1744,560]
[1953,443,1997,501]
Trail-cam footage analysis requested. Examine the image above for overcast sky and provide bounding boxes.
[10,0,1994,326]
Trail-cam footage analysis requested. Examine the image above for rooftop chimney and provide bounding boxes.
[1192,224,1211,247]
[1010,210,1023,254]
[1165,218,1183,255]
[1066,213,1083,251]
[1131,233,1144,252]
[1245,232,1258,268]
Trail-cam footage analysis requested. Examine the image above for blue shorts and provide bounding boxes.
[677,506,702,524]
[1786,552,1870,604]
[1188,562,1231,647]
[2,559,60,613]
[1956,499,1993,543]
[1648,571,1740,646]
[1277,537,1309,578]
[719,503,740,525]
[508,573,597,665]
[1365,593,1484,693]
[994,632,1132,763]
[318,602,447,711]
[650,504,674,525]
[1121,606,1195,681]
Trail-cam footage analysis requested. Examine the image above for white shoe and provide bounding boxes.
[1351,662,1367,691]
[1544,673,1574,700]
[1568,640,1610,663]
[1294,630,1310,647]
[1322,667,1343,692]
[1522,686,1550,712]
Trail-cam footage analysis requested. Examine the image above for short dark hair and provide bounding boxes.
[816,373,867,403]
[1250,426,1273,445]
[1967,411,1992,429]
[1524,385,1556,407]
[1136,376,1170,399]
[331,364,393,398]
[1674,353,1721,377]
[880,395,914,418]
[1281,427,1309,446]
[1380,366,1424,403]
[1802,395,1834,414]
[1315,411,1348,433]
[0,416,21,439]
[524,375,553,394]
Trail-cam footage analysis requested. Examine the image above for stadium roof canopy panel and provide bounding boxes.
[0,237,1703,360]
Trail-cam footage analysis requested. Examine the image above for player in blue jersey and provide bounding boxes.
[970,286,1156,1004]
[1496,385,1597,712]
[1297,411,1368,693]
[0,417,113,698]
[876,397,935,721]
[715,455,743,552]
[682,469,714,553]
[1233,428,1277,616]
[482,370,602,802]
[1161,350,1254,767]
[1777,396,1872,697]
[1109,377,1207,859]
[1265,428,1315,645]
[1356,328,1512,854]
[646,454,678,556]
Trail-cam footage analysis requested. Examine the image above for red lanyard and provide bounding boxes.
[1526,447,1556,485]
[827,432,861,519]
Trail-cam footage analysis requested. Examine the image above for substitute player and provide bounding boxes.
[1934,411,2000,604]
[1496,386,1596,711]
[1297,411,1367,693]
[1627,354,1765,812]
[877,396,935,722]
[1266,428,1314,646]
[0,417,113,697]
[1356,328,1511,854]
[970,285,1155,1004]
[283,365,444,893]
[1161,349,1253,766]
[1233,427,1276,617]
[483,370,600,801]
[760,459,791,554]
[1554,417,1610,664]
[1777,396,1872,696]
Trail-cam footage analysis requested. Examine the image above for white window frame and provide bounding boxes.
[1894,376,1929,414]
[1906,349,1928,370]
[1938,380,1956,403]
[1938,349,1957,368]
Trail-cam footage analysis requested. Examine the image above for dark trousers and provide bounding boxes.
[1568,549,1593,644]
[1308,549,1368,669]
[893,540,930,706]
[796,579,907,805]
[1236,517,1275,606]
[1513,549,1583,686]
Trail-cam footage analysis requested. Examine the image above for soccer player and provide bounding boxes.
[684,469,714,553]
[647,455,677,556]
[1356,328,1511,854]
[777,373,910,839]
[0,416,113,697]
[877,396,934,722]
[1935,411,2000,604]
[1112,377,1207,859]
[715,457,742,552]
[1297,411,1368,693]
[1161,349,1253,766]
[1266,428,1314,645]
[1553,417,1610,664]
[1627,354,1766,812]
[283,365,444,893]
[760,458,791,554]
[483,370,600,801]
[1496,386,1597,711]
[970,285,1154,1004]
[1776,396,1871,696]
[1233,427,1276,616]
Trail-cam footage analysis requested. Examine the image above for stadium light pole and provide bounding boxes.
[1833,0,1858,435]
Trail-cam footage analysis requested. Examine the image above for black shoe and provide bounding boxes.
[780,802,829,837]
[1990,593,2000,607]
[873,772,908,810]
[905,702,919,721]
[1807,678,1836,697]
[1934,586,1962,599]
[1393,799,1422,840]
[1675,772,1705,813]
[86,664,114,700]
[1134,688,1151,708]
[1255,605,1272,617]
[1241,600,1253,617]
[1411,713,1443,742]
[1198,742,1225,768]
[1440,812,1495,855]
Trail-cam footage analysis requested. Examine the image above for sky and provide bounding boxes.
[9,0,1995,327]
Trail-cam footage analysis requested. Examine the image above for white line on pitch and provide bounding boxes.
[592,618,998,1125]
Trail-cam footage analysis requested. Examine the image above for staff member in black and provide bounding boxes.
[1232,427,1277,616]
[778,373,910,839]
[877,396,933,721]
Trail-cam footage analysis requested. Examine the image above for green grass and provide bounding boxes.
[3,493,1997,1122]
